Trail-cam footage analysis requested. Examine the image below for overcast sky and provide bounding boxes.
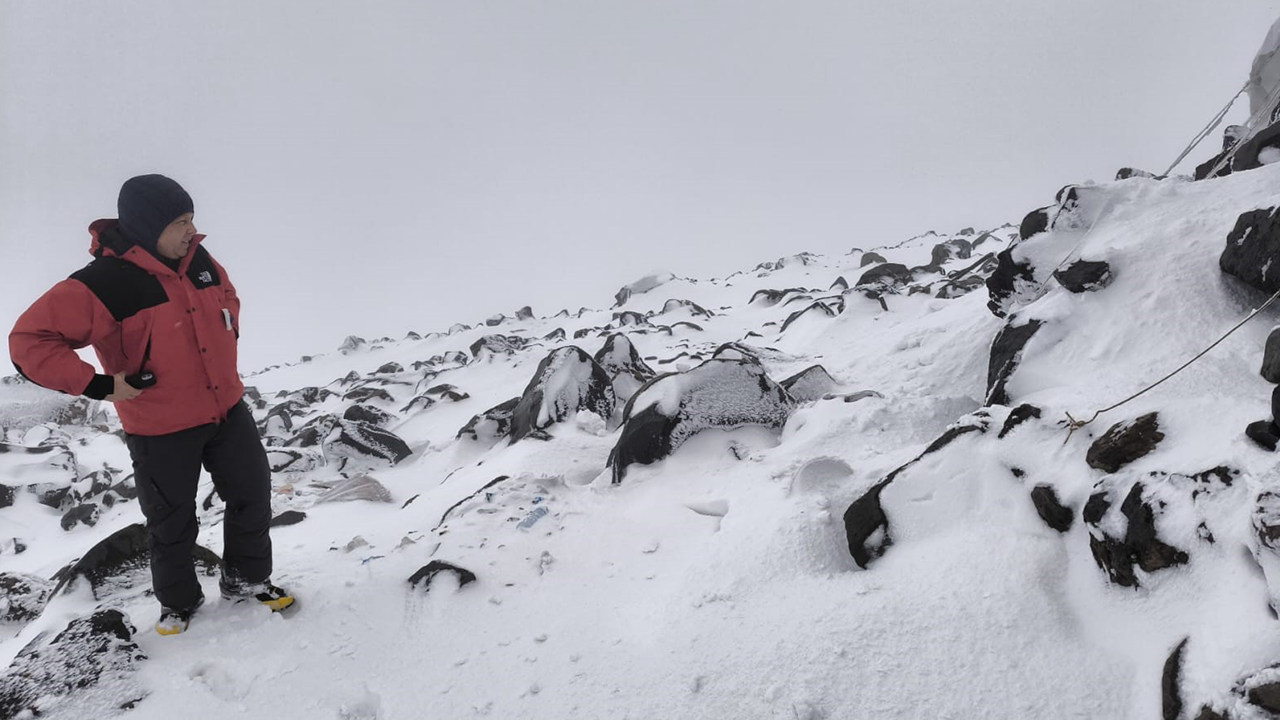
[3,1,1278,372]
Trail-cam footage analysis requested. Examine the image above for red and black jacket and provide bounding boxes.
[9,219,245,436]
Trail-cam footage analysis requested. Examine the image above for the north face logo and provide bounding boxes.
[198,271,212,284]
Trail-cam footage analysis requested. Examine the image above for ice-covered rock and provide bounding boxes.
[608,358,793,483]
[316,474,393,504]
[0,573,52,624]
[985,317,1042,406]
[614,271,675,307]
[457,397,521,444]
[780,365,839,403]
[407,561,477,592]
[510,347,615,442]
[593,334,656,403]
[0,609,147,718]
[1085,413,1165,473]
[49,523,221,600]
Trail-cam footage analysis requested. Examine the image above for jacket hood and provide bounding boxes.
[87,218,207,277]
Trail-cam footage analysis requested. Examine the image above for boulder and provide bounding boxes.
[375,362,404,375]
[49,523,220,599]
[855,263,913,289]
[1249,419,1280,451]
[316,475,393,504]
[59,503,100,531]
[0,610,146,718]
[1029,485,1073,533]
[485,313,506,327]
[1019,206,1052,241]
[265,447,325,473]
[399,394,436,414]
[425,384,470,402]
[608,358,793,483]
[998,403,1042,439]
[780,365,840,403]
[407,561,477,592]
[780,301,838,333]
[614,272,675,307]
[543,328,566,342]
[985,318,1042,406]
[515,305,535,321]
[613,310,647,327]
[470,334,528,359]
[1221,206,1280,294]
[984,247,1036,318]
[1162,638,1189,720]
[1053,260,1113,293]
[0,484,14,509]
[1083,480,1188,588]
[858,252,887,267]
[0,572,52,623]
[324,420,412,466]
[510,347,616,442]
[342,386,395,404]
[343,403,395,428]
[660,299,713,318]
[830,276,849,291]
[1085,413,1164,472]
[594,334,657,403]
[1263,327,1280,383]
[269,510,307,528]
[457,397,521,444]
[843,480,892,569]
[338,335,366,353]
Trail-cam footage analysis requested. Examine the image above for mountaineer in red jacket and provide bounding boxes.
[9,174,294,634]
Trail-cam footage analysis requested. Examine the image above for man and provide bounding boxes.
[9,174,294,635]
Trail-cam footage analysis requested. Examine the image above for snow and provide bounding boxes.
[9,165,1280,717]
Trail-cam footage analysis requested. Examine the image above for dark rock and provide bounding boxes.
[0,609,146,718]
[1251,683,1280,714]
[469,334,528,359]
[31,484,76,512]
[457,397,521,443]
[375,362,404,375]
[573,328,593,339]
[986,318,1043,406]
[543,328,566,342]
[343,403,395,427]
[1019,206,1052,241]
[608,359,792,483]
[1085,413,1164,472]
[510,347,616,442]
[0,484,13,509]
[399,394,436,414]
[325,420,412,466]
[780,302,838,333]
[343,386,395,404]
[1248,420,1280,451]
[613,310,647,327]
[998,403,1042,438]
[1085,482,1188,588]
[265,447,323,473]
[830,276,849,291]
[485,314,506,327]
[859,252,887,267]
[1116,167,1158,180]
[1263,328,1280,383]
[338,335,366,353]
[408,561,477,592]
[1162,638,1189,720]
[59,503,100,531]
[985,247,1036,318]
[843,480,892,568]
[262,399,309,433]
[613,273,674,307]
[1222,207,1280,294]
[660,299,713,318]
[425,384,470,402]
[49,523,220,599]
[1253,491,1280,551]
[515,306,535,321]
[855,263,913,289]
[1053,260,1113,293]
[748,288,808,307]
[780,365,840,403]
[0,573,52,623]
[595,334,657,402]
[1030,485,1073,532]
[269,510,307,528]
[1192,705,1229,720]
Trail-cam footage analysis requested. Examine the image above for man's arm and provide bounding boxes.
[9,278,118,399]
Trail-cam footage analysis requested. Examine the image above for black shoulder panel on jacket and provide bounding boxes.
[68,257,169,322]
[185,246,223,289]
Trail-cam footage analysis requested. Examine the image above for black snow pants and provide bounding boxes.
[125,398,273,610]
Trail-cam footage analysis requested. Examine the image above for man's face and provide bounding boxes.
[155,212,197,260]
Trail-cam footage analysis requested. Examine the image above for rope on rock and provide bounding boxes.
[1063,284,1280,444]
[1160,80,1250,178]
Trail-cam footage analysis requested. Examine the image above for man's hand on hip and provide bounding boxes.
[106,372,143,402]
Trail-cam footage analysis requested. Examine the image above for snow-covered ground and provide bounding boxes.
[5,163,1280,719]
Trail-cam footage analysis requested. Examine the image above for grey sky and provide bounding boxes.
[3,1,1277,372]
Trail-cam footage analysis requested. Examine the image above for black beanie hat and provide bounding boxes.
[117,174,194,251]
